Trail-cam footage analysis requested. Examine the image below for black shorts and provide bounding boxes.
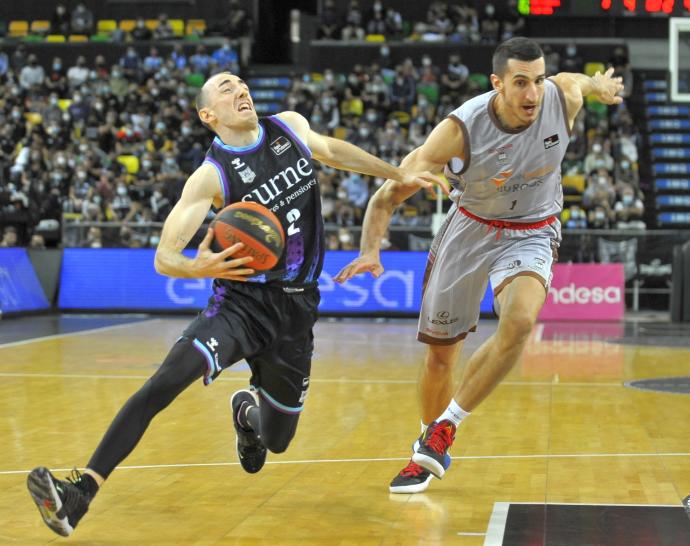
[183,281,320,415]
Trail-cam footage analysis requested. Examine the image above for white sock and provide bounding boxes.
[420,421,428,434]
[437,399,470,427]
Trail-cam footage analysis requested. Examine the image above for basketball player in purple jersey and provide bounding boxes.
[26,71,443,537]
[336,37,624,493]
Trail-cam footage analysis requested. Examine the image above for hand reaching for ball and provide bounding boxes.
[192,227,256,281]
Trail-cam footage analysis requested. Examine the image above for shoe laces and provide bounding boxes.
[399,460,426,478]
[424,421,455,455]
[65,469,84,487]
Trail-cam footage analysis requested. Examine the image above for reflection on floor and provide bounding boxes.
[0,315,688,545]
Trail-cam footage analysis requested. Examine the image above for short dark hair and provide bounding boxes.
[492,37,544,77]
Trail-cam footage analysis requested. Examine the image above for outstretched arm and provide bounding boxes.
[550,67,624,130]
[275,110,446,192]
[154,164,254,280]
[334,118,464,282]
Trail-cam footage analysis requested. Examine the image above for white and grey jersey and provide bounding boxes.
[447,79,570,222]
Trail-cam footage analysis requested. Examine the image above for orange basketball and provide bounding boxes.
[210,202,285,271]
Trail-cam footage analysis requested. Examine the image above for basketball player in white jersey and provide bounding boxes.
[335,37,624,493]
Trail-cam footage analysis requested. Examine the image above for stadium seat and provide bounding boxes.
[58,99,72,111]
[333,127,348,140]
[22,34,44,43]
[170,19,184,37]
[30,20,50,35]
[9,20,29,37]
[365,34,385,42]
[117,155,140,174]
[562,174,586,193]
[90,34,110,42]
[390,111,411,126]
[24,112,43,125]
[145,19,159,31]
[185,73,205,87]
[119,20,136,33]
[97,19,117,35]
[186,19,206,36]
[584,62,606,78]
[68,34,88,42]
[468,72,489,91]
[46,34,66,42]
[417,84,439,104]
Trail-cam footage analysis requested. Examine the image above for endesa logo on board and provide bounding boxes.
[539,264,624,321]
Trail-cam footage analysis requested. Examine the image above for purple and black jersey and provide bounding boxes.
[202,115,324,288]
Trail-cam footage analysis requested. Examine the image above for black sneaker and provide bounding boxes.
[412,420,456,479]
[231,389,267,474]
[27,467,91,537]
[389,460,433,494]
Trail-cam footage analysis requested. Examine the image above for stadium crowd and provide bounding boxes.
[0,3,643,250]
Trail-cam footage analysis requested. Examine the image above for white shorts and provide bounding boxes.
[418,206,561,345]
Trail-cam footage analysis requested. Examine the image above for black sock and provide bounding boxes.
[79,473,99,501]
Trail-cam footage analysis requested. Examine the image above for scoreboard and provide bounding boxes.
[518,0,690,16]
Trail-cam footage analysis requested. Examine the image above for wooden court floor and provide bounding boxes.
[1,316,689,545]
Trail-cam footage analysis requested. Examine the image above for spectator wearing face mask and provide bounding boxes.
[211,40,239,73]
[584,141,614,174]
[614,184,645,229]
[480,3,500,44]
[51,3,71,35]
[560,43,583,73]
[131,17,152,41]
[71,3,94,35]
[588,204,613,229]
[583,171,616,210]
[67,56,89,89]
[564,205,588,229]
[19,55,45,91]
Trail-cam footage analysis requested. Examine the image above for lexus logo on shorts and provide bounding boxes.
[437,311,450,319]
[508,260,522,269]
[430,311,457,326]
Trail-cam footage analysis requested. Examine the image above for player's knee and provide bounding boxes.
[500,312,536,345]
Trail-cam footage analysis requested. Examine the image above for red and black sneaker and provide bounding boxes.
[412,420,456,478]
[389,459,433,494]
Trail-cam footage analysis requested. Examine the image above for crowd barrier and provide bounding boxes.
[1,248,632,321]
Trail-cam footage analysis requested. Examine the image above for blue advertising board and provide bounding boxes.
[58,249,494,314]
[0,248,49,313]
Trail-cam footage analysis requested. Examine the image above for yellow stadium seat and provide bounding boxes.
[30,20,50,34]
[97,19,117,34]
[119,19,136,32]
[117,155,140,174]
[332,127,348,140]
[186,19,206,35]
[169,19,184,37]
[145,19,159,30]
[584,62,606,78]
[24,112,43,125]
[68,34,88,42]
[57,99,72,111]
[562,174,586,194]
[365,34,385,42]
[46,34,66,42]
[9,20,29,37]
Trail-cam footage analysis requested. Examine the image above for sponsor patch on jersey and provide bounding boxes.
[543,134,560,149]
[270,136,292,156]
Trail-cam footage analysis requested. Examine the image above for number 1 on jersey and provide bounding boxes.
[510,199,517,210]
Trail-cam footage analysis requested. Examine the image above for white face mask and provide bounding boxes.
[592,143,602,153]
[622,195,633,205]
[117,186,127,196]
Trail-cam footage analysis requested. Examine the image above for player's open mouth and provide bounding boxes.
[237,102,253,112]
[523,105,537,115]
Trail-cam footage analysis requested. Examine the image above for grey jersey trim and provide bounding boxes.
[446,114,471,175]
